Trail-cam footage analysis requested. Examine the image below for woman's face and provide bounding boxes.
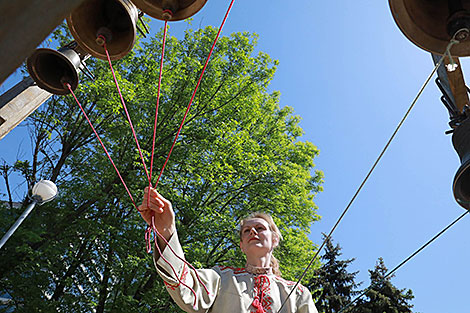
[239,218,279,257]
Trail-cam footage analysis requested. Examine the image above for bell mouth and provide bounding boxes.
[27,48,80,95]
[453,158,470,210]
[130,0,207,21]
[66,0,138,61]
[389,0,470,56]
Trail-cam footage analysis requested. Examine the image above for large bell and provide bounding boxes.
[27,42,89,95]
[452,116,470,209]
[130,0,207,21]
[67,0,138,60]
[389,0,470,56]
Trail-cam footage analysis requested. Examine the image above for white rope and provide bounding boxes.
[277,37,460,313]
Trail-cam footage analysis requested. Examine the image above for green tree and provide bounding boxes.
[307,236,360,313]
[353,258,414,313]
[0,25,323,312]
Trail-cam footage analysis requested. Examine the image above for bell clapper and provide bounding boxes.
[96,27,113,46]
[60,77,74,89]
[162,9,174,21]
[161,0,177,20]
[446,0,470,68]
[447,0,470,41]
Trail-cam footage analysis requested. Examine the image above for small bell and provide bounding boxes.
[67,0,138,60]
[389,0,470,56]
[452,115,470,209]
[130,0,207,21]
[27,42,90,95]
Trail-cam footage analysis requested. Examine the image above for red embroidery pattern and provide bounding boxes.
[164,263,189,290]
[251,275,273,313]
[274,276,305,293]
[217,265,247,275]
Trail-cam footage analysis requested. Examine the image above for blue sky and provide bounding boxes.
[1,1,469,312]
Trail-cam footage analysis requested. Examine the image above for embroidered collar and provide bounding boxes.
[245,264,273,275]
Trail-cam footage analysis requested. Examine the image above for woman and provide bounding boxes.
[139,187,318,313]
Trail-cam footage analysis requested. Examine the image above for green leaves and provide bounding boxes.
[0,25,322,312]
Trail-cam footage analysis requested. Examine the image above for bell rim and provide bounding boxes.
[27,48,80,95]
[453,158,470,210]
[66,0,138,61]
[130,0,207,21]
[389,0,470,57]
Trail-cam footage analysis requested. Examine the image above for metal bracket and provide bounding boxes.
[432,53,470,133]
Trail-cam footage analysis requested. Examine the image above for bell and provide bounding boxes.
[389,0,470,56]
[27,42,89,95]
[452,116,470,209]
[66,0,138,60]
[130,0,207,21]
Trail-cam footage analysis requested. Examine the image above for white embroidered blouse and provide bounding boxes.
[154,232,318,313]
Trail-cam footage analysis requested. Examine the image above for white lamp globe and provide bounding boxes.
[31,180,58,203]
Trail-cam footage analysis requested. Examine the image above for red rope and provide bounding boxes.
[144,2,235,297]
[149,215,199,307]
[149,21,168,204]
[68,83,209,300]
[149,216,211,296]
[66,83,138,211]
[100,36,151,184]
[152,0,236,188]
[92,2,235,300]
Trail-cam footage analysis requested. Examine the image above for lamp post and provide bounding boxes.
[0,180,58,250]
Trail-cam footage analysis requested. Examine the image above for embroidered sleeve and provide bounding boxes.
[153,232,221,313]
[296,285,318,313]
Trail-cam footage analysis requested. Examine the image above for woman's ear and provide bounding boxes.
[272,233,280,249]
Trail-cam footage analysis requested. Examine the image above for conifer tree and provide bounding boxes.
[353,257,414,313]
[308,236,360,313]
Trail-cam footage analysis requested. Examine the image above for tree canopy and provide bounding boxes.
[0,24,323,312]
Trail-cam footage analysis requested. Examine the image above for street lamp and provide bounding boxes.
[0,180,58,250]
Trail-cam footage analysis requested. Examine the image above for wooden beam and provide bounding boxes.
[0,0,85,84]
[0,77,52,140]
[444,56,469,114]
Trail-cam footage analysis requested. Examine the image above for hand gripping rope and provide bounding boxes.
[66,0,235,307]
[68,2,458,311]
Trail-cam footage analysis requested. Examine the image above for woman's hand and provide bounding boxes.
[138,187,176,244]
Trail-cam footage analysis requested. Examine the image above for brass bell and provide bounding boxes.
[130,0,207,21]
[389,0,470,56]
[66,0,138,60]
[27,42,90,95]
[452,116,470,209]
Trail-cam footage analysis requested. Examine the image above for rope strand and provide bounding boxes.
[149,21,169,192]
[277,39,459,313]
[338,209,469,313]
[152,0,236,188]
[149,215,199,307]
[66,83,138,211]
[100,36,152,184]
[144,1,236,301]
[149,219,211,296]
